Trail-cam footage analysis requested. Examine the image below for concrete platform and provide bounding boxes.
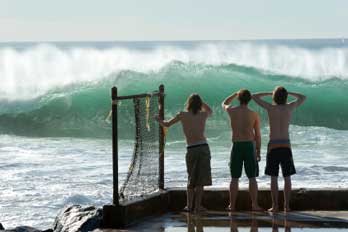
[101,188,348,231]
[96,211,348,231]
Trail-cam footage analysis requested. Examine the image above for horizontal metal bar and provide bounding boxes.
[115,92,162,100]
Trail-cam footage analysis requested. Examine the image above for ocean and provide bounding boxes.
[0,39,347,229]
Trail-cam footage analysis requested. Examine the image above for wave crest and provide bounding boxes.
[1,42,348,100]
[0,62,348,137]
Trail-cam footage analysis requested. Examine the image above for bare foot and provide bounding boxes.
[267,207,279,212]
[183,206,193,213]
[284,207,291,213]
[226,206,236,212]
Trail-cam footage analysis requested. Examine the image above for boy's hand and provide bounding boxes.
[154,114,160,121]
[256,150,261,162]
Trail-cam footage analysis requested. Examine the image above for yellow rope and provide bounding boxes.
[145,96,151,131]
[162,126,169,137]
[105,110,112,122]
[105,100,121,122]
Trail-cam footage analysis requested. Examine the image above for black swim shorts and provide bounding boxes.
[265,147,296,177]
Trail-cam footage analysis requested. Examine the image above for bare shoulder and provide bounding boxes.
[251,109,259,116]
[265,104,277,112]
[227,106,238,113]
[250,110,260,119]
[200,111,209,116]
[286,102,298,111]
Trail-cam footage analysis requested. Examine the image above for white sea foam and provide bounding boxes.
[0,126,347,228]
[0,42,348,100]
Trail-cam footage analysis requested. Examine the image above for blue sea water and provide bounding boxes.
[0,39,347,229]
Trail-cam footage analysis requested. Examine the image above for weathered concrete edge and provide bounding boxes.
[103,188,348,228]
[169,188,348,211]
[103,190,169,228]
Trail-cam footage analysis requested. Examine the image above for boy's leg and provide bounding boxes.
[229,143,243,211]
[279,147,296,212]
[272,217,279,232]
[229,178,239,211]
[250,215,258,232]
[265,147,281,212]
[187,187,194,211]
[269,176,279,212]
[194,186,204,213]
[284,176,292,212]
[249,177,263,211]
[230,218,238,232]
[244,142,262,211]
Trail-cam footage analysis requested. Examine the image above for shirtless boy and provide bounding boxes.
[222,89,262,211]
[155,94,212,214]
[252,86,306,212]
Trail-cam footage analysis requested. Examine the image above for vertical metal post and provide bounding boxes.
[111,87,119,206]
[158,84,165,190]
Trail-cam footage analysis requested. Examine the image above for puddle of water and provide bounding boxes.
[165,228,346,232]
[129,212,348,232]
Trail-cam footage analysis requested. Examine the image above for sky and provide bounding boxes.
[0,0,348,41]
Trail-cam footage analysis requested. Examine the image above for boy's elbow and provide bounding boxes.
[254,133,261,140]
[161,121,169,127]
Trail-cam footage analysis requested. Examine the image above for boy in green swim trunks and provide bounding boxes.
[252,86,306,212]
[222,89,263,211]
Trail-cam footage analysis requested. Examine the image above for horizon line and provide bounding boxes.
[0,37,347,44]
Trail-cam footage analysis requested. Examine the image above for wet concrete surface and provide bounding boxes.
[96,210,348,231]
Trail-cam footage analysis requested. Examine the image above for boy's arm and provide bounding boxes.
[254,113,261,161]
[288,92,306,109]
[221,93,238,111]
[202,102,213,117]
[155,113,181,127]
[252,92,273,110]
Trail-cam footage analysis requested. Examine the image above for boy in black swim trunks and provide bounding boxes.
[252,87,306,212]
[222,89,263,211]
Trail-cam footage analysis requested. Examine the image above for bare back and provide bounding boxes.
[227,106,259,142]
[252,92,306,141]
[179,111,209,145]
[267,104,295,140]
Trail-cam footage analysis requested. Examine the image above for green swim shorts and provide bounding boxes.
[186,144,212,188]
[229,141,259,178]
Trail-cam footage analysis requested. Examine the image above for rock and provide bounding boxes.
[1,226,42,232]
[52,205,102,232]
[0,223,4,230]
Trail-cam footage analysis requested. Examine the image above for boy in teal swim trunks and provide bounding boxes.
[222,89,263,211]
[252,86,306,212]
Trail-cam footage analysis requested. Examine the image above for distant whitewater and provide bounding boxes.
[0,40,347,229]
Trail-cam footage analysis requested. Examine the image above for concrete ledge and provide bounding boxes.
[103,188,348,228]
[103,190,169,228]
[169,188,348,211]
[98,211,348,231]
